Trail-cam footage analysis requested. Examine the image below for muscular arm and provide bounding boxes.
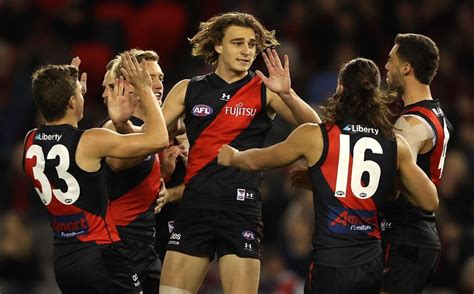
[103,120,148,171]
[396,134,438,212]
[162,79,189,129]
[218,123,322,171]
[267,89,321,126]
[394,115,434,160]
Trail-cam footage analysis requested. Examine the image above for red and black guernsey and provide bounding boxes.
[181,72,273,216]
[22,124,120,248]
[308,121,397,267]
[106,116,162,244]
[382,99,452,249]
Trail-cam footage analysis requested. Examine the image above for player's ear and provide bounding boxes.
[215,43,223,54]
[401,63,411,76]
[67,95,75,110]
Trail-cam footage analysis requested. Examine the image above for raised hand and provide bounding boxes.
[70,56,88,95]
[217,144,238,166]
[106,76,137,123]
[70,56,81,68]
[255,48,291,95]
[120,52,152,90]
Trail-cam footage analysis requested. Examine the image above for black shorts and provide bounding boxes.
[154,202,179,262]
[304,256,383,294]
[382,243,440,294]
[121,237,161,283]
[166,208,263,260]
[54,242,141,294]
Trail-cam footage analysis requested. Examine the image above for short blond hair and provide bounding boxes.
[111,49,159,78]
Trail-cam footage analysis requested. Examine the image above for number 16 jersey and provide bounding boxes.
[308,121,397,267]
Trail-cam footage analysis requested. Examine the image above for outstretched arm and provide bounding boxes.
[257,48,320,125]
[218,123,322,171]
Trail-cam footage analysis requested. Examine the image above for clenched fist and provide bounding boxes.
[217,144,238,166]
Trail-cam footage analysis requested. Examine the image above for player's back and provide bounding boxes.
[23,124,119,247]
[23,124,142,294]
[308,120,397,267]
[382,99,452,249]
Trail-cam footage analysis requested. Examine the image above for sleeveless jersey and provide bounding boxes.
[382,100,452,249]
[106,116,162,244]
[22,124,120,246]
[309,121,397,267]
[181,72,273,216]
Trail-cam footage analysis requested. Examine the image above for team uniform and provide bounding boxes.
[154,137,186,262]
[305,121,397,294]
[381,100,452,293]
[107,116,162,291]
[167,72,272,260]
[23,124,141,294]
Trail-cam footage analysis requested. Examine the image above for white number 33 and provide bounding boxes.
[26,144,80,205]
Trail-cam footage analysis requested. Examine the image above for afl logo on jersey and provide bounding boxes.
[192,104,213,117]
[242,230,255,240]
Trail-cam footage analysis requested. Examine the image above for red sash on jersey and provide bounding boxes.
[402,106,445,186]
[109,155,162,226]
[185,76,263,184]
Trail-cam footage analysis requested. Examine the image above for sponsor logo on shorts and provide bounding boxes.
[168,232,181,246]
[132,274,140,287]
[236,188,254,201]
[242,230,255,241]
[192,104,213,117]
[328,206,377,234]
[168,221,175,233]
[381,219,392,231]
[51,212,90,238]
[244,242,253,251]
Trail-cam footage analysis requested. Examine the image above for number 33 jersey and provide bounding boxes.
[23,124,120,245]
[308,121,397,267]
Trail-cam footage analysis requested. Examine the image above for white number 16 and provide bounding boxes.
[334,135,383,199]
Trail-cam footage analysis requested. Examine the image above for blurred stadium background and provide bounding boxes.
[0,0,472,293]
